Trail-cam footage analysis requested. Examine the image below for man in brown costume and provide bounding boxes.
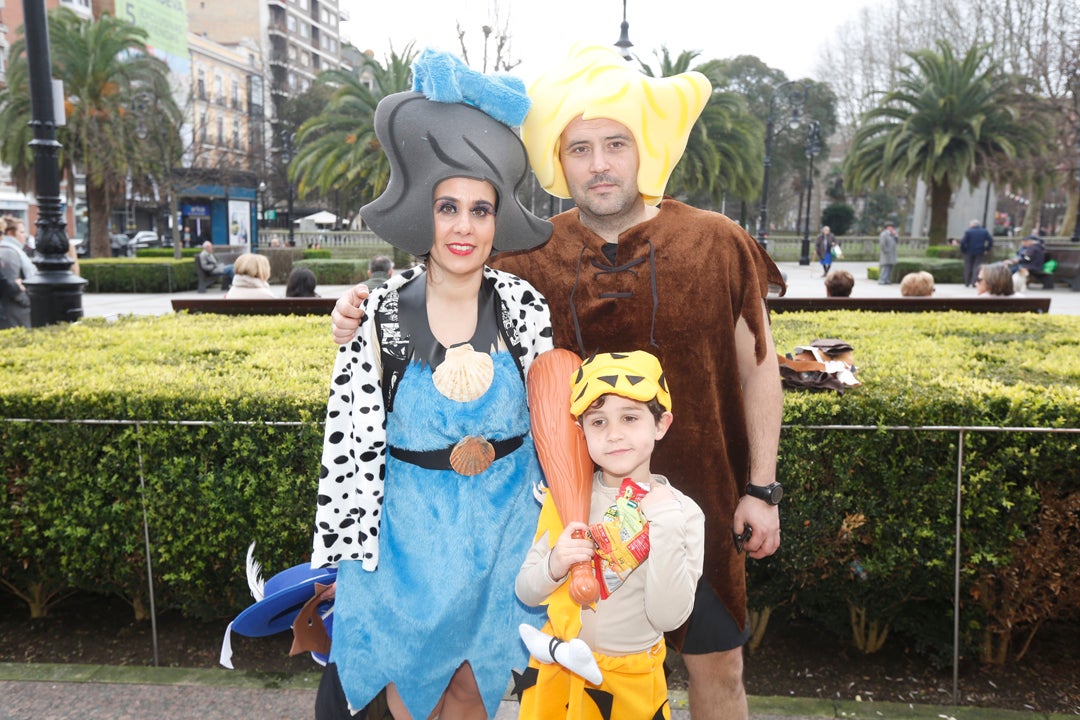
[332,43,786,720]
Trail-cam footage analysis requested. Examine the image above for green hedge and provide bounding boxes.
[867,258,965,284]
[293,258,369,285]
[135,248,200,259]
[0,312,1077,667]
[79,258,198,293]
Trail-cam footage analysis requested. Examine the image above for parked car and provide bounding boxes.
[130,231,164,249]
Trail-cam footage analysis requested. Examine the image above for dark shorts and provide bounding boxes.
[678,579,751,655]
[315,664,393,720]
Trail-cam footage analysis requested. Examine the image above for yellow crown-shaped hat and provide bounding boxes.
[569,351,671,417]
[523,43,712,206]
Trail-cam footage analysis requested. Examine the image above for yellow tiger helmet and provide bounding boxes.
[569,350,672,417]
[522,43,712,206]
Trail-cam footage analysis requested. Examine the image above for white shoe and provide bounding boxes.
[519,624,603,685]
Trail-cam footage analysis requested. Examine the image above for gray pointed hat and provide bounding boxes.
[360,89,552,256]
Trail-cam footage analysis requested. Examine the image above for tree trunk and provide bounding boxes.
[747,605,774,653]
[928,177,952,245]
[1019,184,1041,237]
[1061,186,1078,240]
[88,179,113,258]
[170,189,182,260]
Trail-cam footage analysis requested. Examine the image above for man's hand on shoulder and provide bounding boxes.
[331,283,369,344]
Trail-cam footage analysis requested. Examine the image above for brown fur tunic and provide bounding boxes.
[492,198,786,645]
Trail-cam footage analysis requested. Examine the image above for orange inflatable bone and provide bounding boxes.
[527,349,601,608]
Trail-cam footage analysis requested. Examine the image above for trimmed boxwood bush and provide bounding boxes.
[80,258,198,293]
[136,248,200,258]
[0,312,1077,668]
[293,258,369,284]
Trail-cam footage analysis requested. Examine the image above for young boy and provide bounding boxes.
[515,350,705,720]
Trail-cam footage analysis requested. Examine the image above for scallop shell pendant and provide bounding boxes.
[431,343,494,402]
[450,436,496,475]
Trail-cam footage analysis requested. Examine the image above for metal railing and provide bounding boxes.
[259,229,390,250]
[2,416,1076,704]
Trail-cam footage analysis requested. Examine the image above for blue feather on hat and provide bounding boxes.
[411,48,530,127]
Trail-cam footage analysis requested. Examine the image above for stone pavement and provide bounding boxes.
[0,663,1060,720]
[73,261,1080,320]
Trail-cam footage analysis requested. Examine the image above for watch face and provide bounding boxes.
[769,484,784,504]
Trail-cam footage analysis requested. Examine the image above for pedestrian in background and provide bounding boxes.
[878,221,898,285]
[960,220,993,287]
[814,225,837,276]
[0,215,35,328]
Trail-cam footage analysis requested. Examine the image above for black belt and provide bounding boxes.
[389,434,525,475]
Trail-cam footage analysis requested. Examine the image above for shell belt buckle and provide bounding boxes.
[449,435,495,476]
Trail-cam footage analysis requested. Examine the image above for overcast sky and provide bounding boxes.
[339,0,888,83]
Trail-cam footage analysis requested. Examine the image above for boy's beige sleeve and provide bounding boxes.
[516,531,563,606]
[642,484,705,632]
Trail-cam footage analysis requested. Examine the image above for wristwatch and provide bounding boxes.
[745,481,784,505]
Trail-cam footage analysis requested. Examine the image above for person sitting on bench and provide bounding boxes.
[197,241,234,291]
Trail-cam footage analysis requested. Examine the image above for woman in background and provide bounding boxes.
[225,253,275,299]
[976,262,1015,297]
[285,266,319,297]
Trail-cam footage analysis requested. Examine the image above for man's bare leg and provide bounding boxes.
[683,648,747,720]
[385,664,485,720]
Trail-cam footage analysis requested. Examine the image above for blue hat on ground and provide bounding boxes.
[220,557,336,669]
[231,563,336,637]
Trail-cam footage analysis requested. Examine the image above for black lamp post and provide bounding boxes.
[21,0,86,326]
[614,0,633,60]
[756,80,807,250]
[1072,121,1080,242]
[278,128,296,246]
[799,121,822,265]
[257,181,267,230]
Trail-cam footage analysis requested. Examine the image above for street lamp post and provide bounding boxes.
[614,0,633,60]
[756,80,807,250]
[1072,124,1080,242]
[799,121,822,265]
[257,181,267,229]
[278,128,296,246]
[21,0,86,326]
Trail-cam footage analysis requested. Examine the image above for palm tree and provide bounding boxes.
[639,49,763,209]
[843,41,1047,244]
[290,46,417,207]
[0,9,181,257]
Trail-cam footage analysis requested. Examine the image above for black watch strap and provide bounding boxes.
[745,481,784,505]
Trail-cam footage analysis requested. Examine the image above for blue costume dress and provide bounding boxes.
[319,269,550,719]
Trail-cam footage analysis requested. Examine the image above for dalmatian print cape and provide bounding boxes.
[311,264,553,570]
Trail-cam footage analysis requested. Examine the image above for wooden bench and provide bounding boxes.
[767,296,1051,313]
[1032,244,1080,291]
[172,297,337,316]
[194,261,224,292]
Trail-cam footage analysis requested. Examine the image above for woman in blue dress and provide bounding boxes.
[311,51,554,719]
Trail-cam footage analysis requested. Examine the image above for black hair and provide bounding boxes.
[285,266,319,297]
[583,394,667,423]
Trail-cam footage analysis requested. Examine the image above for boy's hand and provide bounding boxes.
[331,284,369,344]
[548,521,594,581]
[640,481,674,513]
